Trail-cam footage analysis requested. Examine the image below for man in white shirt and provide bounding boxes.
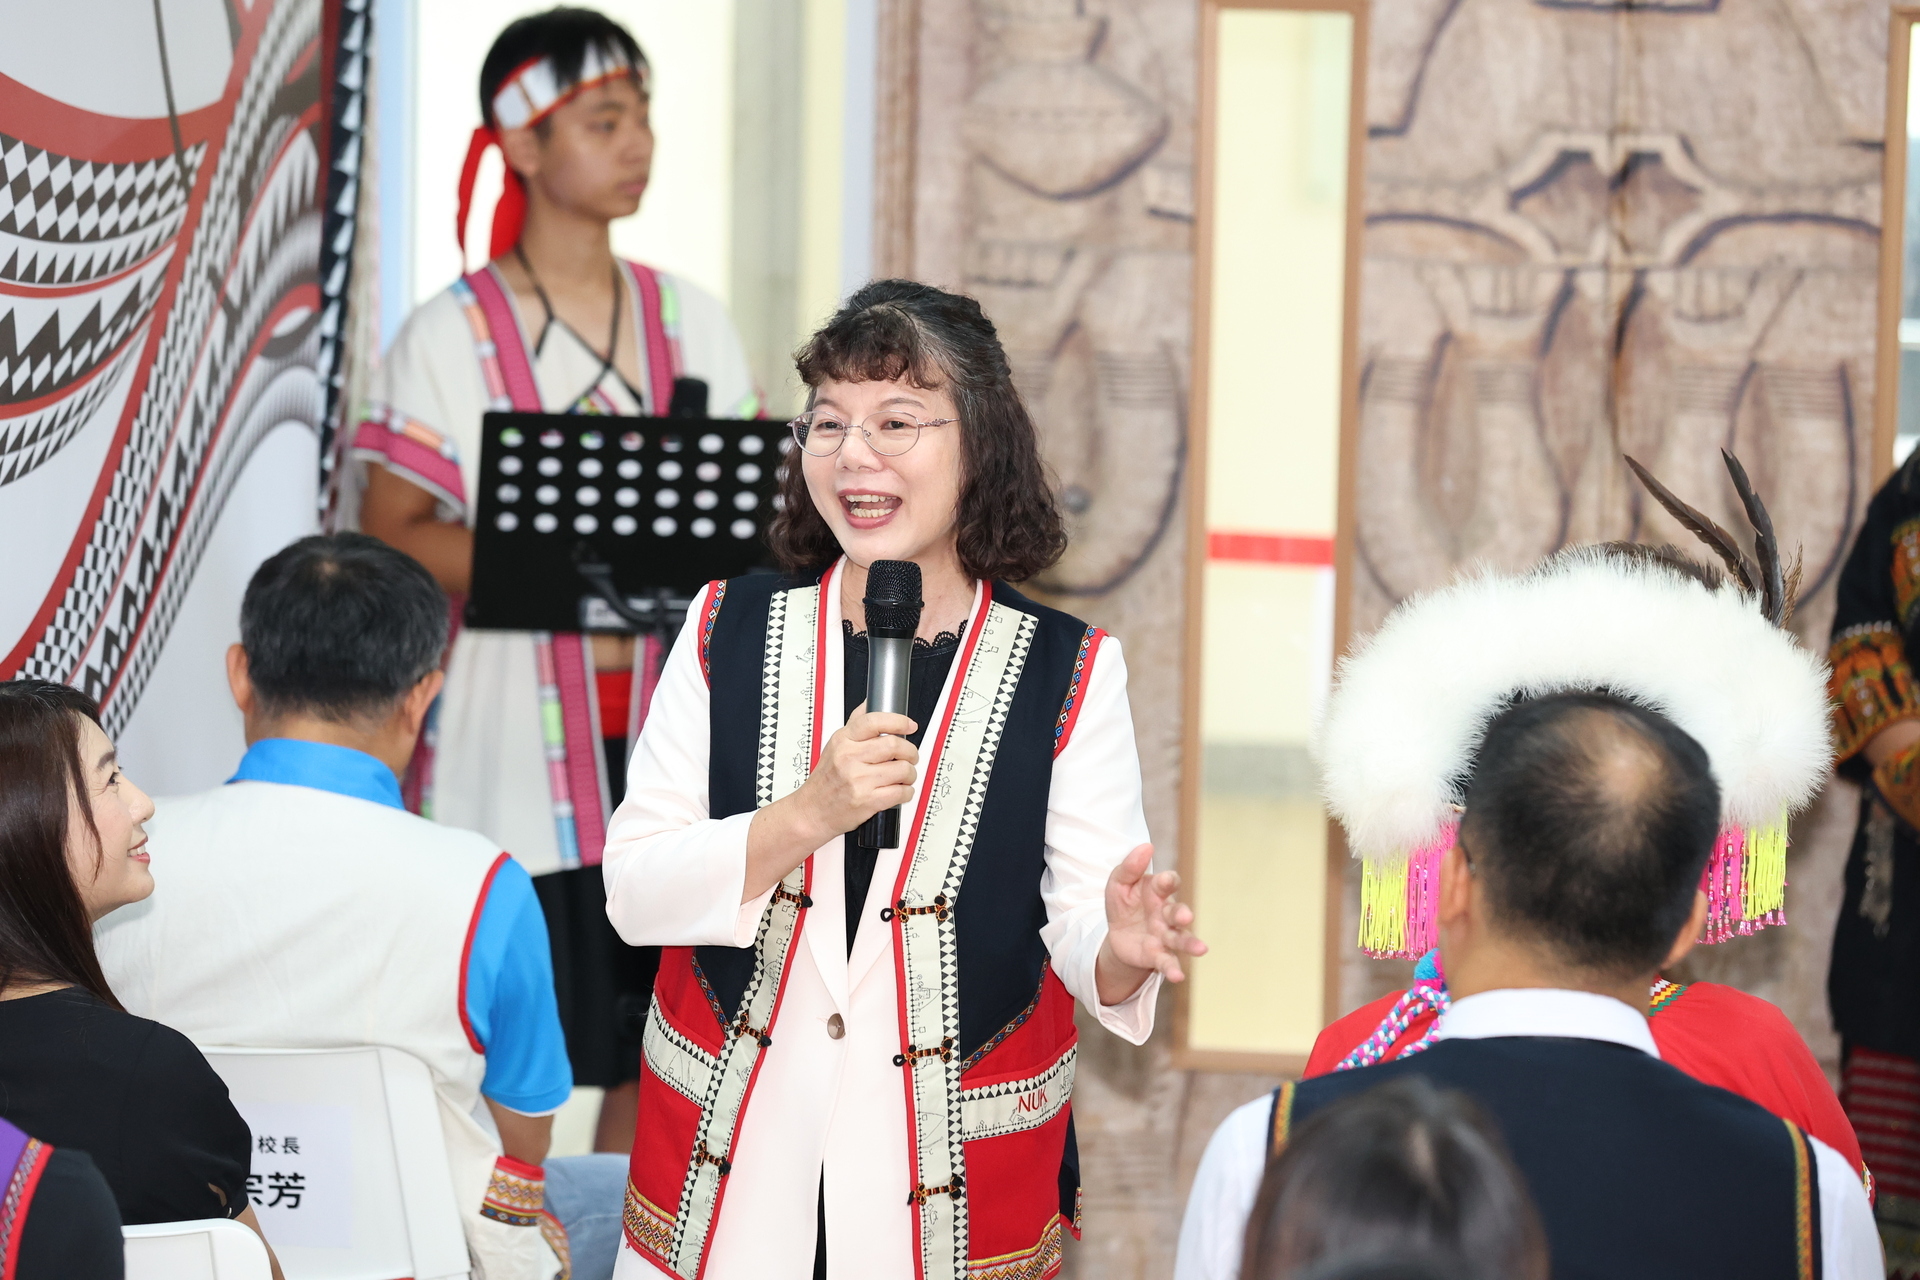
[1178,692,1880,1280]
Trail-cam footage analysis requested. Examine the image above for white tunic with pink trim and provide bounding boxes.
[338,263,755,876]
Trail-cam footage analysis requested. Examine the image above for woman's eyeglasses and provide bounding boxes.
[788,410,958,457]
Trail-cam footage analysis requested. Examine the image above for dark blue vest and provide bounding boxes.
[1279,1037,1820,1280]
[698,569,1099,1223]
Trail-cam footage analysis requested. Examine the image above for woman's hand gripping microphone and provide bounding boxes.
[742,703,919,902]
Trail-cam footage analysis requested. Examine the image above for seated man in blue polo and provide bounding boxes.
[95,533,625,1280]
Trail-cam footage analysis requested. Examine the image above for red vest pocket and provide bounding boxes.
[958,970,1080,1274]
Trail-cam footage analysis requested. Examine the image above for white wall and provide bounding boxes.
[409,0,738,313]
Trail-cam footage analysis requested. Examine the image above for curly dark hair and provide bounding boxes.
[768,280,1067,583]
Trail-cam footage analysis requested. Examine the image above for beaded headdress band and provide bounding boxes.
[1318,453,1831,959]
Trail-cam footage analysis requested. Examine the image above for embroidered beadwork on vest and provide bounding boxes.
[624,1177,676,1261]
[699,579,727,685]
[1269,1081,1297,1158]
[967,1213,1068,1280]
[1052,626,1102,758]
[664,577,822,1277]
[1785,1119,1814,1280]
[892,599,1038,1280]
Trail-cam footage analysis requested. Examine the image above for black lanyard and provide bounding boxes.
[513,245,651,410]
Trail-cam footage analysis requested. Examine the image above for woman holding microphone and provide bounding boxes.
[602,280,1203,1280]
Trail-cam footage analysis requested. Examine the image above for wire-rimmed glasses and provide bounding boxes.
[788,409,958,457]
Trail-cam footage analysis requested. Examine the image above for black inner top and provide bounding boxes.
[841,619,966,955]
[0,987,252,1226]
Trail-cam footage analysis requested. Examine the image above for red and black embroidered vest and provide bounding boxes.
[624,566,1104,1280]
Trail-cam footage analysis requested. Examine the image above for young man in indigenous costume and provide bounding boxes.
[1827,447,1920,1275]
[344,7,757,1147]
[601,282,1206,1279]
[1289,459,1861,1181]
[1176,455,1874,1280]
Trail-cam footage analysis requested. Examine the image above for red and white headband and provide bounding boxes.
[490,45,646,131]
[457,47,649,264]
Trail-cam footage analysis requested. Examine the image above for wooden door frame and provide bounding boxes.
[1172,0,1371,1076]
[1878,10,1920,485]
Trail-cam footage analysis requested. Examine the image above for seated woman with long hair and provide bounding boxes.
[0,679,275,1267]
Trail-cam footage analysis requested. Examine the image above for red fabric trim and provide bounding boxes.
[812,561,838,769]
[462,267,543,411]
[626,262,679,411]
[1,1138,50,1280]
[1052,627,1105,759]
[458,853,513,1055]
[5,1142,48,1280]
[493,1154,545,1181]
[553,636,608,866]
[456,125,495,261]
[598,669,635,739]
[351,418,467,507]
[891,582,996,1280]
[698,580,727,687]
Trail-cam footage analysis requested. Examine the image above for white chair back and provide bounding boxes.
[123,1218,272,1280]
[201,1046,469,1280]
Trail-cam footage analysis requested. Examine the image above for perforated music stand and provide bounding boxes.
[466,412,788,633]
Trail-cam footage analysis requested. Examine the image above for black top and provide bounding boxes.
[1283,1037,1818,1280]
[0,988,252,1225]
[841,619,965,955]
[16,1146,124,1280]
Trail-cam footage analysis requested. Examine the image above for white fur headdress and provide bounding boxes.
[1319,457,1832,959]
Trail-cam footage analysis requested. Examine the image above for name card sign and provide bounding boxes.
[235,1102,353,1249]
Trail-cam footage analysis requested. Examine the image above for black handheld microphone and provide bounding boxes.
[853,560,923,851]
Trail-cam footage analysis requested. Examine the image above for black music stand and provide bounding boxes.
[466,411,789,635]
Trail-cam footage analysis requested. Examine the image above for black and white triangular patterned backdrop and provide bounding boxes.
[0,0,360,794]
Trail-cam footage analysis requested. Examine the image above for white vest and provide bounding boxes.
[95,780,555,1280]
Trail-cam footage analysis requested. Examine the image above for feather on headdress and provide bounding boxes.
[1318,455,1832,959]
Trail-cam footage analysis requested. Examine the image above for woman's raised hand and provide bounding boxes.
[1094,843,1207,1005]
[743,703,919,902]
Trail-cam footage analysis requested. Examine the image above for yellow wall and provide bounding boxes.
[1187,7,1354,1058]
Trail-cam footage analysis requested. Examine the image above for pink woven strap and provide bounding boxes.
[625,262,679,412]
[551,635,607,866]
[462,267,543,411]
[459,268,613,858]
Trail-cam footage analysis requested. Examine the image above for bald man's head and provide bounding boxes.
[1460,692,1720,978]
